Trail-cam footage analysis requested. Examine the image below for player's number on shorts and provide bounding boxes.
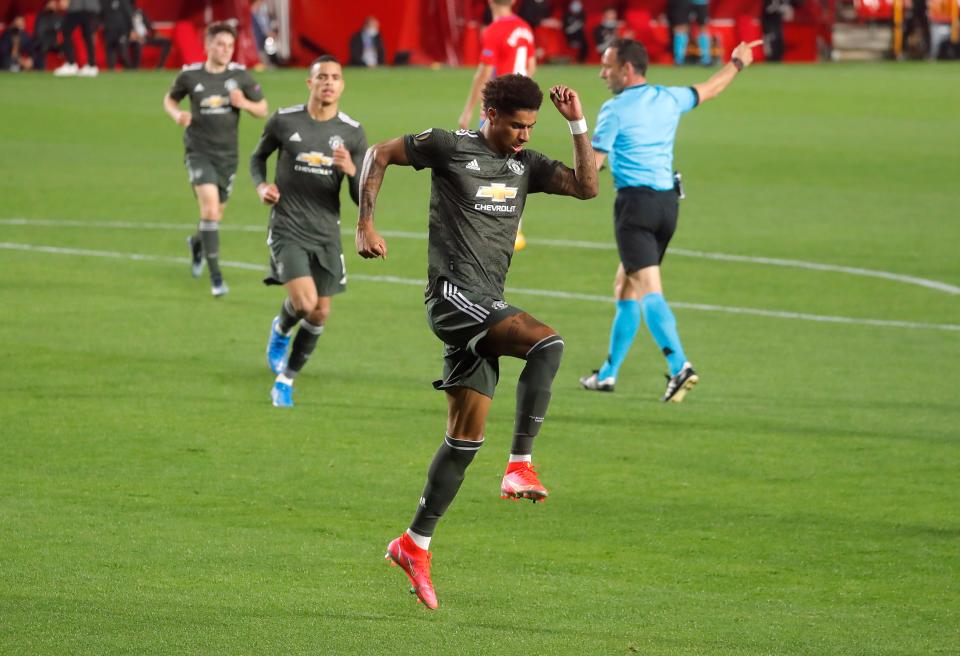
[339,253,347,284]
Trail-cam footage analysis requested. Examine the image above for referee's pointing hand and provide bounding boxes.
[731,40,764,68]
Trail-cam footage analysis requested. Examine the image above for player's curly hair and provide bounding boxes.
[482,74,544,116]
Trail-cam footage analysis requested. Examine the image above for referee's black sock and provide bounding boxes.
[409,436,483,537]
[511,334,564,456]
[198,219,222,285]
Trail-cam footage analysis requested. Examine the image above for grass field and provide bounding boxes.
[1,63,958,655]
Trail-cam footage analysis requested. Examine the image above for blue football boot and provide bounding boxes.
[271,380,293,408]
[266,317,291,374]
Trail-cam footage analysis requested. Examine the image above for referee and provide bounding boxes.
[579,37,761,402]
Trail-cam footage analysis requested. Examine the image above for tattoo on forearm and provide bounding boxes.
[548,133,599,199]
[358,147,385,223]
[571,133,598,198]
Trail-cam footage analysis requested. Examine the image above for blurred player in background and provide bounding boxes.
[459,0,536,250]
[580,38,762,402]
[669,0,713,65]
[250,56,366,408]
[163,22,268,297]
[358,75,598,609]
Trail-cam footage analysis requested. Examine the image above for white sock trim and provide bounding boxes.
[276,373,294,386]
[406,529,431,550]
[298,319,324,335]
[508,454,532,463]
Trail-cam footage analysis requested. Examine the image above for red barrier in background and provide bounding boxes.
[1,0,258,68]
[1,0,827,66]
[289,0,412,65]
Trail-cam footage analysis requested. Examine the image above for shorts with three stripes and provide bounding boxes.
[424,278,524,399]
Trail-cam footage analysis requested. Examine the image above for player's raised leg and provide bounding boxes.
[479,311,564,502]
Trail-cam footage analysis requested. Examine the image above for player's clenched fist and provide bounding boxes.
[549,85,584,121]
[257,182,280,205]
[176,110,191,127]
[229,88,246,109]
[332,146,356,176]
[356,223,387,260]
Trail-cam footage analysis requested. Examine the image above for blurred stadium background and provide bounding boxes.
[1,0,958,71]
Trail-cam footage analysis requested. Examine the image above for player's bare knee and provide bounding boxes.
[201,203,222,222]
[290,291,317,316]
[307,304,329,326]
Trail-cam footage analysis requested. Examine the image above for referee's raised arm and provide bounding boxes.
[693,40,764,103]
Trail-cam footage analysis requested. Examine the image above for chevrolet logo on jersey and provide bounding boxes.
[200,95,229,109]
[475,183,518,202]
[296,151,334,167]
[475,183,519,213]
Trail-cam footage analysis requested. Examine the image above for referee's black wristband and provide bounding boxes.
[732,57,745,72]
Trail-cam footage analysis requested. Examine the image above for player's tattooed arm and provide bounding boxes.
[544,85,599,200]
[356,138,409,259]
[543,133,599,200]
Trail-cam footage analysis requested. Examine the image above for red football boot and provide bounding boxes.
[385,533,438,609]
[500,461,548,502]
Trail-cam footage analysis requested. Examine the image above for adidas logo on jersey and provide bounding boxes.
[465,159,480,171]
[194,83,204,92]
[289,132,302,142]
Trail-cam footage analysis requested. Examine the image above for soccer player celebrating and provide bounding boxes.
[579,38,761,402]
[163,22,268,297]
[459,0,537,251]
[357,74,598,609]
[250,56,367,408]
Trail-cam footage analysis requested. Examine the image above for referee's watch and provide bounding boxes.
[732,57,745,71]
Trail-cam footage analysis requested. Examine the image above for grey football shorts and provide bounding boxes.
[424,279,524,399]
[185,152,237,203]
[263,234,346,297]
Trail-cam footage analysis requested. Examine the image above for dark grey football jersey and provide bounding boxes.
[250,105,367,247]
[168,62,264,161]
[403,128,559,299]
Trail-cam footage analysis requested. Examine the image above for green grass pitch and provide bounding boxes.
[0,62,958,654]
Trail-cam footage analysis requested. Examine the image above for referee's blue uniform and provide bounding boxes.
[592,83,698,271]
[588,82,699,383]
[592,83,698,192]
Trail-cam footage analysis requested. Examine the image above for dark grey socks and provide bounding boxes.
[511,334,564,456]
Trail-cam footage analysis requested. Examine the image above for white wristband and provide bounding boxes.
[568,118,588,135]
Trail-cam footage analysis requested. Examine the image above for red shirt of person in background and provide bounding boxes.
[480,12,536,76]
[457,0,538,252]
[458,0,537,130]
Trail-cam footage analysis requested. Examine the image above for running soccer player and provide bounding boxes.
[251,56,366,408]
[459,0,537,251]
[579,38,761,402]
[163,22,268,297]
[357,75,598,609]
